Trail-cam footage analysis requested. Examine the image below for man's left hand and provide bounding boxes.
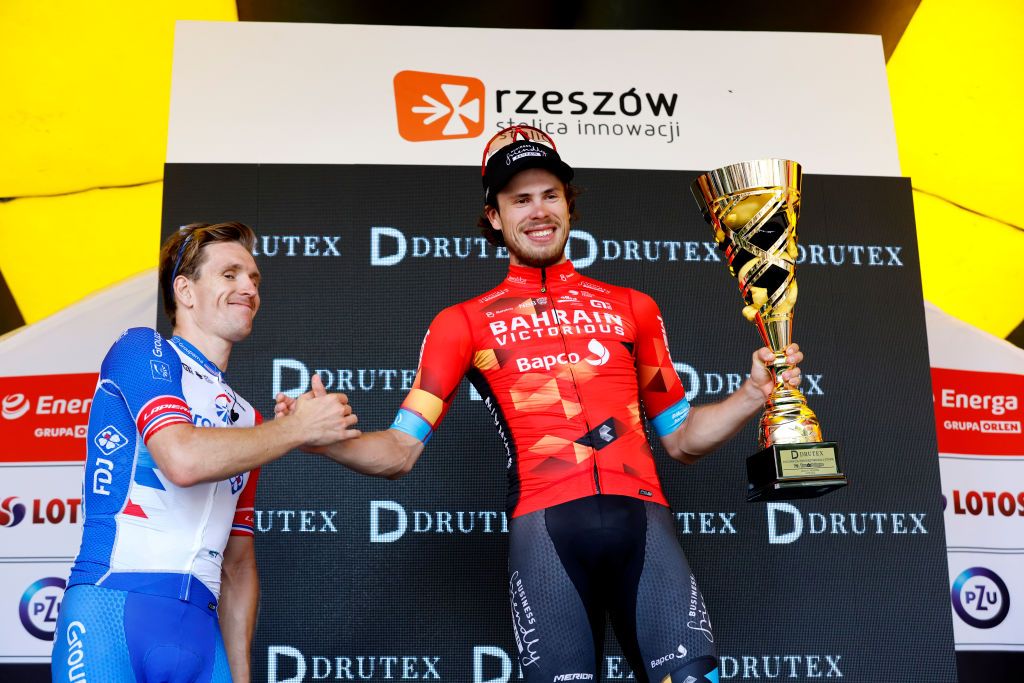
[748,344,803,400]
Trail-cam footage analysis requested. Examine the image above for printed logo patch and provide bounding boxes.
[394,70,485,141]
[150,359,171,382]
[94,425,127,454]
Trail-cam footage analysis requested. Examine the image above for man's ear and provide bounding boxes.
[173,276,193,310]
[485,204,502,233]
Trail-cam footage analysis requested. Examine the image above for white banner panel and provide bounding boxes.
[948,551,1024,651]
[0,464,84,560]
[941,455,1024,550]
[168,22,900,176]
[0,561,73,662]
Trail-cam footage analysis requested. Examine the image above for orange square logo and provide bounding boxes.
[394,70,485,142]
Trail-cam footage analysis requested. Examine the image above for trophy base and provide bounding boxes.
[746,441,847,502]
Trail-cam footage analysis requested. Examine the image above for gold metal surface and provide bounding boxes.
[692,159,822,448]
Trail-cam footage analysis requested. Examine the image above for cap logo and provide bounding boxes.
[506,144,547,165]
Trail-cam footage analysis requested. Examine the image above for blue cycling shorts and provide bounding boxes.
[51,582,232,683]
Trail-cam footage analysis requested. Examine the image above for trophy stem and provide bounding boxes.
[759,384,822,449]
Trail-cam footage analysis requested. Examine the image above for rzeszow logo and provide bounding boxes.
[394,70,485,141]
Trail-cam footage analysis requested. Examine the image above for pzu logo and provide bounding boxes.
[19,577,66,641]
[951,567,1011,629]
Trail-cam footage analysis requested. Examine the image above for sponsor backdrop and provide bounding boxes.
[0,271,156,674]
[927,303,1024,677]
[152,162,957,681]
[10,21,1021,682]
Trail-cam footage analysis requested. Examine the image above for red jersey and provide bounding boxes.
[391,260,690,517]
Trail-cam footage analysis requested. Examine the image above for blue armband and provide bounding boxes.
[650,397,690,437]
[390,408,433,443]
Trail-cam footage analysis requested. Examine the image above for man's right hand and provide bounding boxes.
[287,374,361,446]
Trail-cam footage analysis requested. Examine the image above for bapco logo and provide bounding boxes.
[1,496,27,527]
[394,70,485,141]
[584,339,611,366]
[951,567,1010,629]
[2,393,30,420]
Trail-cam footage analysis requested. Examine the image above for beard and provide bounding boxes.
[505,224,570,268]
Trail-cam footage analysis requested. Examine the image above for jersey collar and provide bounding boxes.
[171,335,224,379]
[504,260,578,289]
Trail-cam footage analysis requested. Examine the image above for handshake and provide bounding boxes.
[274,374,361,450]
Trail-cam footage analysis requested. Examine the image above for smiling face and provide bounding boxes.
[176,241,261,343]
[485,168,570,268]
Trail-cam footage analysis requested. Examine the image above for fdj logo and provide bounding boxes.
[951,567,1011,629]
[19,577,65,641]
[393,70,485,141]
[94,425,127,455]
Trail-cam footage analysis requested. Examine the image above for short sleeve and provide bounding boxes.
[100,327,193,444]
[230,467,260,537]
[390,305,474,443]
[629,291,690,436]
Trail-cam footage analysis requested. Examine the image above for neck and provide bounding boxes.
[507,253,568,268]
[171,321,232,372]
[506,259,577,286]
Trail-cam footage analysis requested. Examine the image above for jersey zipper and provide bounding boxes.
[542,269,601,495]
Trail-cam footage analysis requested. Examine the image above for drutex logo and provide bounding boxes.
[393,70,485,141]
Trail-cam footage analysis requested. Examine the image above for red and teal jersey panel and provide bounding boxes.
[391,261,690,517]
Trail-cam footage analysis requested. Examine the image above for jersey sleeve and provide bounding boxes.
[390,305,474,443]
[231,467,260,536]
[100,327,193,444]
[629,290,690,437]
[230,410,262,536]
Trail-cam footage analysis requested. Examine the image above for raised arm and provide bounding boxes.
[104,328,357,488]
[145,389,358,487]
[276,305,472,479]
[662,345,802,463]
[628,291,803,464]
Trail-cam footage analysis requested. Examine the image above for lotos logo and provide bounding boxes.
[1,496,80,525]
[394,70,485,141]
[2,393,31,420]
[951,567,1010,629]
[1,496,27,526]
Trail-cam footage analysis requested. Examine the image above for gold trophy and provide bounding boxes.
[691,159,847,502]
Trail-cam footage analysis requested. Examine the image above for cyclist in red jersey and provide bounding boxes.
[278,127,804,683]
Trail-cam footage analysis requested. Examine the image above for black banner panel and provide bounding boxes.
[159,163,957,682]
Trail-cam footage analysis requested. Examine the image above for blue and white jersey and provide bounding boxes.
[68,327,261,602]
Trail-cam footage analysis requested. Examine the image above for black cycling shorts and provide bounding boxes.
[507,494,719,683]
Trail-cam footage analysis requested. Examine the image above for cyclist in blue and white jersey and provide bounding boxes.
[52,222,359,683]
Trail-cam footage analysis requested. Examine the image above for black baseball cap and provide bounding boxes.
[481,126,574,204]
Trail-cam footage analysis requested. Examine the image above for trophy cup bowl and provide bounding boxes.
[691,159,847,502]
